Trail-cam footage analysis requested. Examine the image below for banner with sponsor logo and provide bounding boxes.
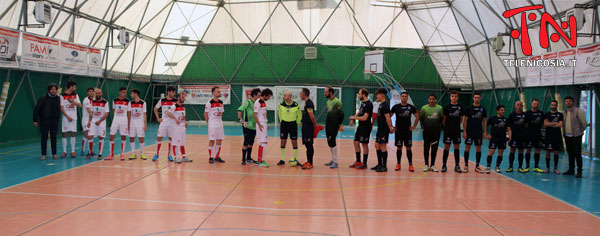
[60,41,88,76]
[242,86,276,110]
[178,85,231,105]
[525,56,541,87]
[0,27,19,68]
[555,49,575,85]
[21,32,60,72]
[88,47,102,77]
[540,52,556,86]
[575,43,600,84]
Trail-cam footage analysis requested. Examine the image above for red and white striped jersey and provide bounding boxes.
[112,97,130,122]
[168,103,186,126]
[60,92,80,119]
[130,99,146,126]
[155,97,177,125]
[204,99,224,127]
[90,98,110,122]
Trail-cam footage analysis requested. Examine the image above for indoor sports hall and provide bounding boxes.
[0,0,599,235]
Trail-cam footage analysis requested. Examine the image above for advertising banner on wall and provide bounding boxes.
[0,27,19,68]
[540,52,556,86]
[525,56,541,87]
[60,41,88,76]
[178,85,231,105]
[575,43,600,84]
[555,49,575,85]
[88,47,102,77]
[21,32,60,72]
[242,86,276,110]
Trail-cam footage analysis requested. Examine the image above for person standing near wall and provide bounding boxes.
[33,83,61,160]
[562,96,588,178]
[420,94,443,172]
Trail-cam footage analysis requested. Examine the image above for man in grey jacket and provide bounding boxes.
[33,83,62,160]
[562,96,588,178]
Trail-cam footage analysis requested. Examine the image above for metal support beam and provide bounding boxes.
[371,7,405,47]
[2,72,27,124]
[312,0,344,43]
[0,0,18,21]
[472,0,498,105]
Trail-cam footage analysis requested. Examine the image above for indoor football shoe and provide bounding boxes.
[506,167,513,172]
[409,165,415,172]
[395,164,401,171]
[129,154,137,160]
[215,158,225,163]
[104,155,114,160]
[277,160,286,165]
[152,154,159,161]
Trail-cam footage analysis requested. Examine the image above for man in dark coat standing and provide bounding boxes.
[33,83,62,160]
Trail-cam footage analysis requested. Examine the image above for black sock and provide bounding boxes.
[247,147,253,160]
[382,152,388,167]
[464,151,470,166]
[475,152,482,167]
[430,143,439,166]
[497,153,503,166]
[545,157,551,169]
[376,150,382,166]
[306,144,314,165]
[508,152,515,168]
[242,149,247,162]
[407,150,413,165]
[442,149,449,167]
[518,152,524,168]
[487,155,493,167]
[396,149,402,164]
[423,141,430,166]
[355,152,361,163]
[553,153,559,170]
[534,153,540,168]
[363,154,368,165]
[525,153,531,168]
[454,149,460,167]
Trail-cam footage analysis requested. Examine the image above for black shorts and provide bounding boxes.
[326,125,339,147]
[354,125,372,144]
[509,139,527,149]
[376,131,389,144]
[443,130,461,144]
[544,136,563,151]
[302,126,314,145]
[489,137,507,150]
[526,134,542,149]
[395,131,413,147]
[242,127,256,146]
[465,133,483,146]
[423,128,441,144]
[280,121,298,140]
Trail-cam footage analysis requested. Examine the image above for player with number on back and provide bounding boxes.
[205,87,226,164]
[238,88,261,165]
[128,89,147,160]
[167,92,192,164]
[59,81,81,158]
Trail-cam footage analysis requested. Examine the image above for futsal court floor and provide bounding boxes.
[0,124,599,235]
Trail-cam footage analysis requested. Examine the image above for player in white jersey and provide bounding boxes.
[59,81,81,158]
[80,87,95,156]
[254,88,273,167]
[87,89,109,159]
[128,89,148,160]
[167,92,193,163]
[106,87,131,161]
[152,86,177,162]
[205,87,226,163]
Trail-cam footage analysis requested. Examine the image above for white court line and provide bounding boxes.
[0,190,590,214]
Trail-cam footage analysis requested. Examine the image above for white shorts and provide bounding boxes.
[129,126,145,138]
[257,125,268,143]
[110,121,129,136]
[62,117,77,133]
[208,125,225,141]
[81,117,89,132]
[157,123,173,138]
[90,121,106,138]
[171,125,186,146]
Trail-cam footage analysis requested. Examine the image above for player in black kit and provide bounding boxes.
[484,105,511,174]
[507,101,527,173]
[525,99,544,172]
[373,89,394,172]
[543,100,564,174]
[463,93,487,173]
[442,90,463,173]
[391,92,419,172]
[349,88,373,169]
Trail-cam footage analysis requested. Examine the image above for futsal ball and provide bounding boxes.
[289,157,299,167]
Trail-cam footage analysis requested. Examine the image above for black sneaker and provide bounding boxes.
[356,163,367,169]
[441,166,447,172]
[209,158,215,164]
[376,166,388,172]
[563,170,575,175]
[277,160,285,165]
[246,158,257,164]
[454,166,462,173]
[241,161,246,165]
[215,158,225,163]
[371,165,380,170]
[575,172,582,178]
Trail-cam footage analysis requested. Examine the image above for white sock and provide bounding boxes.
[62,138,67,153]
[120,140,125,155]
[99,140,104,154]
[140,142,145,155]
[130,141,136,154]
[332,146,338,162]
[208,146,214,158]
[70,137,75,153]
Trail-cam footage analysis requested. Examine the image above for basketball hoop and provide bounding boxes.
[363,70,374,80]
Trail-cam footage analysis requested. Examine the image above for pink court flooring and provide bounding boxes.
[1,135,599,235]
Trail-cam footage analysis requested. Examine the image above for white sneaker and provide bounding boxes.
[495,166,502,173]
[485,167,491,174]
[429,166,439,172]
[423,165,429,172]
